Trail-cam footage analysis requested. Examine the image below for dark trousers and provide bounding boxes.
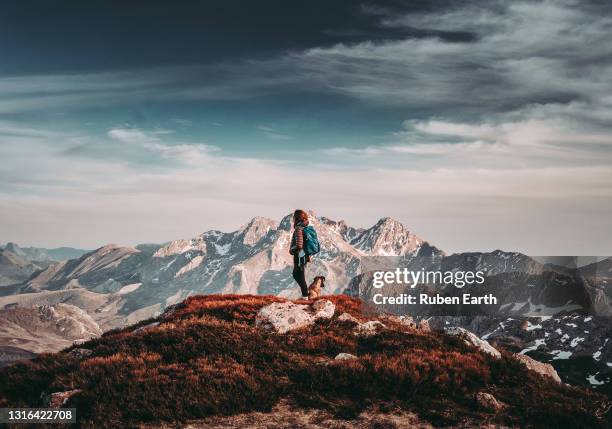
[292,254,308,297]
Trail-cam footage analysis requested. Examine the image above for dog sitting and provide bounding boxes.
[307,276,326,300]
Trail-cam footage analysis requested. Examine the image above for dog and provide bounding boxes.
[307,276,326,300]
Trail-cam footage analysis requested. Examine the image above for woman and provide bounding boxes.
[289,209,312,298]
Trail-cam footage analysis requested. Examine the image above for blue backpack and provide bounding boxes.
[303,225,321,256]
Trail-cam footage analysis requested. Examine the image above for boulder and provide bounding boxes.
[418,319,430,332]
[67,348,93,359]
[334,353,357,361]
[475,392,506,412]
[354,320,386,337]
[445,327,501,359]
[255,300,336,334]
[337,312,360,324]
[400,316,417,328]
[312,300,335,319]
[45,389,82,408]
[514,353,562,383]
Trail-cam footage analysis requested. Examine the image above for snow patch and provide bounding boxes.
[587,374,604,386]
[213,242,231,255]
[526,321,542,331]
[520,338,546,354]
[570,337,584,348]
[551,350,572,360]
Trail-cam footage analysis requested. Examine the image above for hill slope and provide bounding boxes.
[0,295,608,428]
[0,247,43,287]
[0,304,101,355]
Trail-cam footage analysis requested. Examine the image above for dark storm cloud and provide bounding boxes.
[0,0,467,75]
[2,0,609,122]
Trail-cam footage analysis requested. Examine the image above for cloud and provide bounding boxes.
[2,129,611,255]
[324,110,612,170]
[1,1,610,126]
[105,127,218,165]
[256,125,294,140]
[1,1,611,254]
[108,128,157,144]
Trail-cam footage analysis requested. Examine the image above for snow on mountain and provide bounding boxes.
[153,237,207,258]
[13,214,440,311]
[349,217,433,256]
[2,213,610,394]
[440,313,612,395]
[319,217,364,243]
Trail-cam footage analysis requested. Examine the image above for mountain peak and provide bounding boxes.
[350,217,429,256]
[374,216,404,229]
[153,237,206,258]
[239,217,278,246]
[4,242,25,256]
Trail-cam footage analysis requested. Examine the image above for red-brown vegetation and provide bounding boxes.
[0,294,609,428]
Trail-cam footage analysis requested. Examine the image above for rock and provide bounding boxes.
[513,353,562,383]
[337,312,360,324]
[255,300,336,334]
[312,300,335,319]
[445,327,501,359]
[418,319,430,332]
[133,321,160,333]
[67,348,93,359]
[334,352,357,361]
[475,392,506,412]
[45,389,82,408]
[256,303,313,334]
[400,316,417,328]
[354,320,386,337]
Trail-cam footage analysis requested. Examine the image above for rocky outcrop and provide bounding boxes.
[475,392,506,412]
[38,304,102,339]
[418,319,431,332]
[334,352,357,361]
[337,312,360,324]
[67,348,93,359]
[354,320,386,337]
[45,389,82,407]
[255,300,336,334]
[398,315,417,328]
[311,300,335,319]
[514,353,562,383]
[445,327,501,359]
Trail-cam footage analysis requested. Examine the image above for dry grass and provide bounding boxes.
[0,294,609,428]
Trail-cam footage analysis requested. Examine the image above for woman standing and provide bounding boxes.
[289,209,313,298]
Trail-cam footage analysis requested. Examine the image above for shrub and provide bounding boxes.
[0,294,609,428]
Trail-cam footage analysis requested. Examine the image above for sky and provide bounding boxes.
[1,0,611,255]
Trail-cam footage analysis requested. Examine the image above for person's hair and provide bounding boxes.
[293,209,308,225]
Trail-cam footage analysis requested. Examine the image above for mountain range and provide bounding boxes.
[0,212,610,394]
